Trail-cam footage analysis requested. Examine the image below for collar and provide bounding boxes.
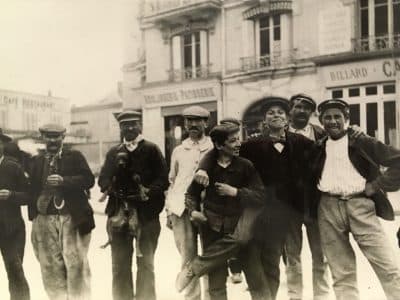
[182,135,211,151]
[288,123,312,134]
[0,155,4,165]
[124,134,143,145]
[269,132,287,144]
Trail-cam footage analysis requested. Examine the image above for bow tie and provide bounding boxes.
[269,135,286,144]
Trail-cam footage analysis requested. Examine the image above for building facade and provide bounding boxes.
[0,89,70,137]
[122,0,400,160]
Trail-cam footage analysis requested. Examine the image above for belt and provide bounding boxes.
[322,192,365,201]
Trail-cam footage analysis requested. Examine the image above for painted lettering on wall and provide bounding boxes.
[382,59,400,77]
[144,87,216,104]
[0,94,55,109]
[329,67,368,82]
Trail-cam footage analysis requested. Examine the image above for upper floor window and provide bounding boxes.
[254,15,282,67]
[356,0,400,51]
[171,30,208,81]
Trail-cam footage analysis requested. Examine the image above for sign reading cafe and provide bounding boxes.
[144,87,216,105]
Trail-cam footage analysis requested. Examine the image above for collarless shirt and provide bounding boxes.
[288,124,315,141]
[318,135,366,196]
[166,136,213,216]
[124,135,144,152]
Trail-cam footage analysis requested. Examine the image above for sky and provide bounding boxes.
[0,0,139,106]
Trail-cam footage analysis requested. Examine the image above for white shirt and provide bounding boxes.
[318,135,366,196]
[124,134,144,152]
[288,124,315,141]
[166,136,213,216]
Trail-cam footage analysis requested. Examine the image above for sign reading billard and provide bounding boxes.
[144,86,217,105]
[323,58,400,88]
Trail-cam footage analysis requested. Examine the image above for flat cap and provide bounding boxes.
[0,128,12,142]
[289,93,316,112]
[39,124,66,135]
[220,117,241,126]
[182,105,210,119]
[261,97,290,114]
[116,110,142,123]
[317,99,349,114]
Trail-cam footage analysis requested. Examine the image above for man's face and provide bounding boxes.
[321,108,348,139]
[184,117,207,139]
[265,105,288,130]
[43,133,64,153]
[217,131,241,157]
[120,121,141,141]
[290,100,313,128]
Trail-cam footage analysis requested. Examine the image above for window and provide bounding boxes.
[384,101,397,145]
[365,85,378,95]
[383,84,396,93]
[358,0,400,51]
[332,90,343,98]
[349,104,361,126]
[171,31,208,81]
[256,15,282,66]
[366,102,378,137]
[349,87,360,97]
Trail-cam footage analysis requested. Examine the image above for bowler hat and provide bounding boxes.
[317,99,349,115]
[289,93,317,112]
[116,110,142,123]
[39,124,66,135]
[261,97,290,114]
[182,105,210,119]
[0,128,12,143]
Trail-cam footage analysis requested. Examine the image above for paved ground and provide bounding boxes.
[0,186,398,300]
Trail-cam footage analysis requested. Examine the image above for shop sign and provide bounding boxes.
[323,58,400,87]
[144,86,216,105]
[0,93,55,110]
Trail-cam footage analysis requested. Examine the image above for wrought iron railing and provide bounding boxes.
[240,51,297,72]
[168,65,211,81]
[144,0,220,16]
[352,34,400,53]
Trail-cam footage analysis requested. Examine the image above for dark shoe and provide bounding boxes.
[176,263,196,292]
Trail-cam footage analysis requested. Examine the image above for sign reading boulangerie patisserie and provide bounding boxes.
[323,58,400,88]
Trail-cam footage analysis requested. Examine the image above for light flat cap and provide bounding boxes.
[220,117,241,126]
[116,110,142,123]
[182,105,210,119]
[39,124,66,135]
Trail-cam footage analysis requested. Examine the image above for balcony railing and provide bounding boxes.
[143,0,221,17]
[168,65,211,82]
[352,34,400,53]
[240,51,297,72]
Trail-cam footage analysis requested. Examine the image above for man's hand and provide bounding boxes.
[349,125,363,139]
[190,211,207,226]
[194,170,209,187]
[47,174,64,187]
[215,182,237,197]
[364,182,378,197]
[166,214,173,230]
[0,189,11,201]
[139,185,150,201]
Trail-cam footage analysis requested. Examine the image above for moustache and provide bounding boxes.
[189,126,200,131]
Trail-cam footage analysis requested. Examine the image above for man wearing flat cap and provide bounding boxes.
[0,129,30,300]
[99,110,168,300]
[166,105,213,300]
[284,93,329,300]
[30,124,95,300]
[308,99,400,300]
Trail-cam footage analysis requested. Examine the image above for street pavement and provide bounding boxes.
[0,185,398,300]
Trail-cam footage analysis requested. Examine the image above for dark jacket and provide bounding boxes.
[310,123,326,140]
[0,157,30,237]
[29,149,95,235]
[309,132,400,220]
[98,140,168,222]
[187,152,266,233]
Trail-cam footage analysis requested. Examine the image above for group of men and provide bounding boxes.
[0,94,399,300]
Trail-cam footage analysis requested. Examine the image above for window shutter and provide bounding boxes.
[172,35,181,70]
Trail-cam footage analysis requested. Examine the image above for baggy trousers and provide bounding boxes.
[285,211,330,300]
[0,224,30,300]
[31,214,91,300]
[318,194,400,300]
[110,217,160,300]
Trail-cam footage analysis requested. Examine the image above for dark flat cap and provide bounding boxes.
[220,117,241,126]
[261,97,290,114]
[317,99,349,114]
[39,124,66,135]
[290,93,316,112]
[116,110,142,123]
[0,128,12,143]
[182,105,210,119]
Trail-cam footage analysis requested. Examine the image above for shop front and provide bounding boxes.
[321,57,400,147]
[133,80,221,163]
